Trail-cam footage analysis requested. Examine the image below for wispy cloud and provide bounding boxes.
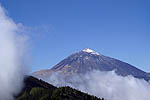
[18,23,54,40]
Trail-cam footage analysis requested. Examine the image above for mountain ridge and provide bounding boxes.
[33,48,150,81]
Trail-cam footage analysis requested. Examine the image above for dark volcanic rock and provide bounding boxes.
[146,73,150,78]
[33,48,149,81]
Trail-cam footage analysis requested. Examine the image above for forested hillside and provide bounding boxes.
[16,76,104,100]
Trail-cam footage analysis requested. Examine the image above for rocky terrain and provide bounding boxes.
[33,48,150,81]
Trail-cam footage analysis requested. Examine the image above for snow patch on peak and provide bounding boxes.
[82,48,100,55]
[83,48,94,53]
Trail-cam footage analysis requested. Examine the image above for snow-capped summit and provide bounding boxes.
[82,48,100,55]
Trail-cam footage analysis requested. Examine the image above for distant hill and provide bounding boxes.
[16,76,103,100]
[33,48,150,81]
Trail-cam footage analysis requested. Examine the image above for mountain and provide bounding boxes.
[33,48,150,81]
[146,73,150,77]
[16,76,103,100]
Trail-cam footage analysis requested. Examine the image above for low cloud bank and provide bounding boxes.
[0,4,28,100]
[45,70,150,100]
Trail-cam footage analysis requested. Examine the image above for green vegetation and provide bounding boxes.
[17,87,101,100]
[16,76,104,100]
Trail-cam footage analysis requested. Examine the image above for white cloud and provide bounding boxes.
[0,4,28,100]
[43,70,150,100]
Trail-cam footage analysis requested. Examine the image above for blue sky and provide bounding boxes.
[1,0,150,72]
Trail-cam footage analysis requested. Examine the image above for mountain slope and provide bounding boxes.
[16,76,103,100]
[146,73,150,77]
[33,48,149,81]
